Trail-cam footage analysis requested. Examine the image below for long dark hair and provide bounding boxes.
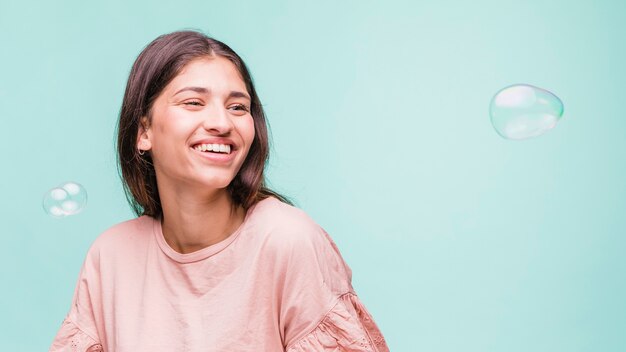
[115,30,292,219]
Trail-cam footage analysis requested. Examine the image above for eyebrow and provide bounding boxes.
[173,86,251,101]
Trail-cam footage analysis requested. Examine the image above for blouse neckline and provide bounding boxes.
[152,198,266,263]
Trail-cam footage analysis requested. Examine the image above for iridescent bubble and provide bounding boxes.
[490,84,564,140]
[43,187,70,218]
[59,181,88,215]
[42,181,88,218]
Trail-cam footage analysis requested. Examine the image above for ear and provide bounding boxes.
[136,117,152,152]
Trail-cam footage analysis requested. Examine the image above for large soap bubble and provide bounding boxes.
[42,181,88,218]
[490,84,564,140]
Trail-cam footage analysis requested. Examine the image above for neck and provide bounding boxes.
[159,186,245,255]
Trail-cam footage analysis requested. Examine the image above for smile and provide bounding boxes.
[190,146,236,163]
[193,143,232,154]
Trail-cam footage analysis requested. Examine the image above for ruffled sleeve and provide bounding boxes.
[50,244,103,352]
[49,317,103,352]
[268,210,389,351]
[285,292,389,352]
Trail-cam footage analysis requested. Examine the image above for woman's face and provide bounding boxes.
[137,56,255,193]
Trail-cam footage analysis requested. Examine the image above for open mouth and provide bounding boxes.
[192,143,234,155]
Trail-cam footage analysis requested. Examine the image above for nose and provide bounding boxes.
[202,102,234,134]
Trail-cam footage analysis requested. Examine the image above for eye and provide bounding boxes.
[183,100,203,106]
[230,104,250,112]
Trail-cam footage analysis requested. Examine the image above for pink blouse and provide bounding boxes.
[49,196,389,351]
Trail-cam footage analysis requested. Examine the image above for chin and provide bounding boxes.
[202,177,235,190]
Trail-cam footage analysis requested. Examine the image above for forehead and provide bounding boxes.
[165,56,247,93]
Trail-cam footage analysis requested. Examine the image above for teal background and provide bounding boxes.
[1,0,625,350]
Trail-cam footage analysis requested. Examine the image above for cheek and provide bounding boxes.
[155,109,194,140]
[240,116,256,143]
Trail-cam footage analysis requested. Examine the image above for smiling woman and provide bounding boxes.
[49,30,389,352]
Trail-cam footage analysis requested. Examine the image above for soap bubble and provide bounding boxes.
[42,188,70,218]
[59,181,88,214]
[490,84,564,140]
[42,181,88,218]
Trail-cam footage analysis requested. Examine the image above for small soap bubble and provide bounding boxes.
[62,182,81,196]
[60,181,88,215]
[43,187,70,218]
[61,199,80,213]
[490,84,564,140]
[42,181,88,218]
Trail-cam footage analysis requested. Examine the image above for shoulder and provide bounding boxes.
[85,216,153,262]
[254,197,353,292]
[252,196,328,249]
[254,196,319,229]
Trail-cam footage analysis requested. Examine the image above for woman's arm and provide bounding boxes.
[50,247,103,352]
[270,215,389,351]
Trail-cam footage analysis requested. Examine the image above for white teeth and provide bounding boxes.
[194,143,232,154]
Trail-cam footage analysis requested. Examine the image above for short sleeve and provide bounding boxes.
[49,316,103,352]
[272,211,389,351]
[285,292,389,352]
[50,245,103,352]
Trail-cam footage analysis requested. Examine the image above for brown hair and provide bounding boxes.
[115,30,293,219]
